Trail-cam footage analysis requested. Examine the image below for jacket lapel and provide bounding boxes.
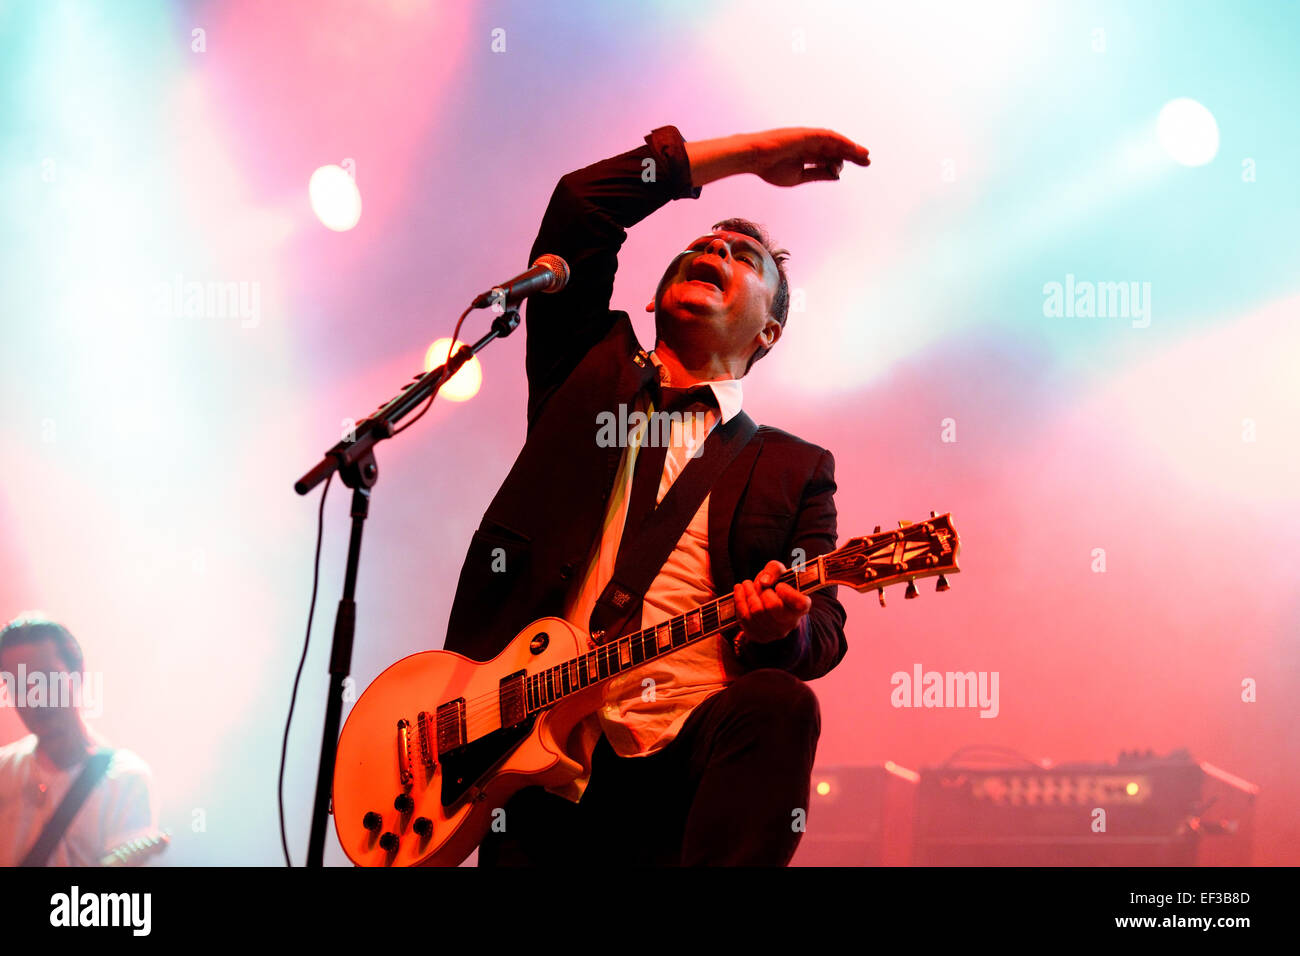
[707,426,763,594]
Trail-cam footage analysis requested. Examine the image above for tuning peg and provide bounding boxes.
[898,519,912,528]
[936,574,950,592]
[877,587,886,608]
[930,510,937,518]
[905,580,919,599]
[873,525,881,534]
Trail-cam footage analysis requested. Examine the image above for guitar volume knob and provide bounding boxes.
[363,812,382,832]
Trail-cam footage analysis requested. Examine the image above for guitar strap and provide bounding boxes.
[588,409,758,644]
[19,748,115,867]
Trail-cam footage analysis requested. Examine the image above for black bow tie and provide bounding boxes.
[653,382,718,413]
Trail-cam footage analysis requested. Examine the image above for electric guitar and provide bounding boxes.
[332,513,960,866]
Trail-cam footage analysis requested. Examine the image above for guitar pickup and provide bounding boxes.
[436,698,466,753]
[499,670,527,727]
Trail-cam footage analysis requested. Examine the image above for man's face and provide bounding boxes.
[0,641,80,737]
[649,230,781,369]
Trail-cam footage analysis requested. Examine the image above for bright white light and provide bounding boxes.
[1156,98,1219,167]
[309,165,362,231]
[424,338,482,402]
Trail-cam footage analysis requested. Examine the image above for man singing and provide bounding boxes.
[444,125,870,865]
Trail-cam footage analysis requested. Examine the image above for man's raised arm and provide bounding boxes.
[523,125,870,426]
[523,125,699,426]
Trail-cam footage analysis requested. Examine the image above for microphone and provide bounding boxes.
[471,254,570,310]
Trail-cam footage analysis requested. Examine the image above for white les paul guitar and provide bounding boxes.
[332,513,960,866]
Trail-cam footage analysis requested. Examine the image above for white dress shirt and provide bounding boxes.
[0,734,156,866]
[551,350,746,802]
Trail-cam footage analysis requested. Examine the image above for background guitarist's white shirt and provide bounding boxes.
[0,734,156,866]
[552,352,746,804]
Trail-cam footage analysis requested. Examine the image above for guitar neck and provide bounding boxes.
[523,562,826,715]
[515,513,961,717]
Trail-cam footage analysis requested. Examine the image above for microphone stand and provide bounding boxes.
[293,305,521,868]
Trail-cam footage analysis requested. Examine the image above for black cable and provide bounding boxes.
[279,471,332,867]
[392,305,474,437]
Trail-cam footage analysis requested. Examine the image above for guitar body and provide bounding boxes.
[332,617,601,867]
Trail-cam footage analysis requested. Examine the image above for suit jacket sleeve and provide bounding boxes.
[736,448,849,681]
[524,125,701,428]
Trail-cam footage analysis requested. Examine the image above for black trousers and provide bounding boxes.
[477,668,821,866]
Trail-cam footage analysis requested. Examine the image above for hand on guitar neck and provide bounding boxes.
[734,559,815,646]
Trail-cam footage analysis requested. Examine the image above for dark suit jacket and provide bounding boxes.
[444,126,847,682]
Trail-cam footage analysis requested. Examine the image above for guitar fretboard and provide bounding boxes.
[522,563,824,714]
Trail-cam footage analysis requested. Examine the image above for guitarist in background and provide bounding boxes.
[0,613,156,866]
[445,125,871,865]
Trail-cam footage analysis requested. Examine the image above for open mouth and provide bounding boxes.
[684,257,727,292]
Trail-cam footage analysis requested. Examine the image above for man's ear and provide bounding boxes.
[644,299,655,313]
[762,316,783,348]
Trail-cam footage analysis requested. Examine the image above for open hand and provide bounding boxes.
[747,127,870,187]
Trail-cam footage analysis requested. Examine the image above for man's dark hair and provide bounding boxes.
[0,613,84,674]
[711,217,790,374]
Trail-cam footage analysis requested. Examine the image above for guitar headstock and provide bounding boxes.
[98,829,171,867]
[822,513,960,605]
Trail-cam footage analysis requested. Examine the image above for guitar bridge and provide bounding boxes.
[417,711,436,772]
[396,718,413,788]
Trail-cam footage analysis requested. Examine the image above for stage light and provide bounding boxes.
[816,781,831,796]
[309,164,362,231]
[1126,781,1140,796]
[1156,98,1219,167]
[424,337,482,402]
